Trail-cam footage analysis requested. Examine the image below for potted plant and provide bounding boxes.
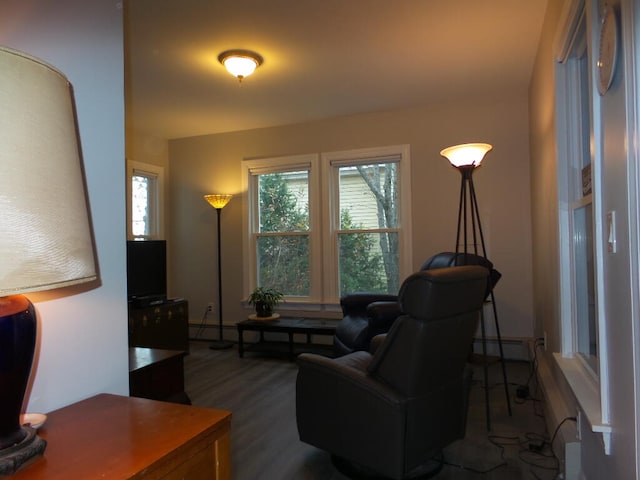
[248,287,284,318]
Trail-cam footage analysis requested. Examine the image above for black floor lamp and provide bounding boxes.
[204,194,234,350]
[440,143,512,430]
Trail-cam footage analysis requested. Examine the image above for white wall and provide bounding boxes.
[529,0,640,477]
[0,0,128,412]
[166,93,535,350]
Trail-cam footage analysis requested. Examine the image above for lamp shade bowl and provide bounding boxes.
[440,143,493,168]
[204,194,233,210]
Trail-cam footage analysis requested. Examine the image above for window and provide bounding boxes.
[256,169,311,296]
[334,161,399,295]
[127,161,164,240]
[243,146,411,309]
[554,0,611,447]
[557,6,601,373]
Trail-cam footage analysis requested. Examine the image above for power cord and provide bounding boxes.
[194,305,211,338]
[518,416,578,477]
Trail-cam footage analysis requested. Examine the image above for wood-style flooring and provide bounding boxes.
[184,341,558,480]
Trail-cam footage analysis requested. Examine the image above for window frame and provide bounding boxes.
[242,145,412,311]
[553,0,611,451]
[126,160,165,240]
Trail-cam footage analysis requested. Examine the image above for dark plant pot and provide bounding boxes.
[255,302,273,318]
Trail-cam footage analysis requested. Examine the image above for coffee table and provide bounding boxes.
[237,317,337,360]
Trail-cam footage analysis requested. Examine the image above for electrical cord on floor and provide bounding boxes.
[194,306,210,339]
[517,416,578,478]
[440,457,507,475]
[438,432,511,475]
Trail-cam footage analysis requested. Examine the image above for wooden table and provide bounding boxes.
[129,347,190,404]
[13,393,232,479]
[237,317,336,360]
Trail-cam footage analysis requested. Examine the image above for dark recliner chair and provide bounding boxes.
[296,265,489,480]
[332,252,500,357]
[333,292,400,356]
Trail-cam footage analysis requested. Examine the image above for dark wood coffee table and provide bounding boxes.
[237,317,337,360]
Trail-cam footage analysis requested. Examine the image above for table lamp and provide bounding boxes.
[0,46,97,474]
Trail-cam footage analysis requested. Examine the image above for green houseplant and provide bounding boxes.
[248,287,284,317]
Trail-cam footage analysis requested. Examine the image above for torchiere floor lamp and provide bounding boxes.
[440,143,511,430]
[204,194,233,350]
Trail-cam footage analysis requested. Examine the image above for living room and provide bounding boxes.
[2,0,640,479]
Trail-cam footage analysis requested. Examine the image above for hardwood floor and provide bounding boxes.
[184,341,558,479]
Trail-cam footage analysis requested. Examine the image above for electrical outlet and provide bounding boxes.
[207,302,214,312]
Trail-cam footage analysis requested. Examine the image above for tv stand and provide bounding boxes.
[128,299,189,352]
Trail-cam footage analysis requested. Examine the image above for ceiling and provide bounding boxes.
[125,0,547,140]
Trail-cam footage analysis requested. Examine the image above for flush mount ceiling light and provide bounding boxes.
[218,49,263,82]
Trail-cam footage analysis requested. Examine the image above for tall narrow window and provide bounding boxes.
[556,6,600,375]
[127,161,164,240]
[570,24,598,372]
[256,170,311,296]
[335,161,399,295]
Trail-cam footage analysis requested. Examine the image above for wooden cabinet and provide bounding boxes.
[129,347,191,404]
[128,299,189,351]
[13,393,232,480]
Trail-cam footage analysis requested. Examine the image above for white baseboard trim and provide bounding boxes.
[472,335,531,361]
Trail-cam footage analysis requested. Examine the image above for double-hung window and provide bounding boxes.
[554,0,610,449]
[127,161,164,240]
[243,145,411,309]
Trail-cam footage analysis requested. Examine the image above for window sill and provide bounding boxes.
[242,301,343,318]
[553,352,611,454]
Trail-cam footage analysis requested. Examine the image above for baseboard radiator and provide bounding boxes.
[531,339,581,480]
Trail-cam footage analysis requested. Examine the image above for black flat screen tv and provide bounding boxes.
[126,240,167,303]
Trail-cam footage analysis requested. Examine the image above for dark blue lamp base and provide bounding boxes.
[0,295,46,474]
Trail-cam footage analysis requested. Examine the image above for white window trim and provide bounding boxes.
[553,0,611,454]
[126,160,165,240]
[241,145,412,311]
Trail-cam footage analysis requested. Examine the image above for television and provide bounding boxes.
[126,240,167,305]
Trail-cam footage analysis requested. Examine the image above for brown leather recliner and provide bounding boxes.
[296,265,489,480]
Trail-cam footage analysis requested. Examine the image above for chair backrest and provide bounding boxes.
[421,251,501,298]
[367,265,488,396]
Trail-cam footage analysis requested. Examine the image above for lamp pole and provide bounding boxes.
[440,143,511,430]
[204,194,233,350]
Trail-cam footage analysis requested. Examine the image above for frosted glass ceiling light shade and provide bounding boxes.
[440,143,493,168]
[218,50,263,82]
[204,194,233,210]
[0,46,97,473]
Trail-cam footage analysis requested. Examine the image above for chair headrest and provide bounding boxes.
[398,265,488,320]
[420,251,494,270]
[420,251,501,295]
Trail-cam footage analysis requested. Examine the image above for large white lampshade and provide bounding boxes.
[440,143,493,168]
[0,45,97,475]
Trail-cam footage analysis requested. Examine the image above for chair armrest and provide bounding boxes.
[369,334,387,355]
[366,301,401,330]
[296,352,401,405]
[340,293,398,315]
